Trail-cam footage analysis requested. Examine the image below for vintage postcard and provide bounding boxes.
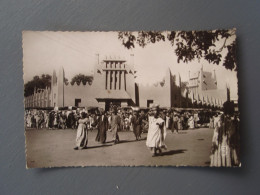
[23,30,240,168]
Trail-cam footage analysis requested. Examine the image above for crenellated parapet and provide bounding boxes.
[24,87,51,108]
[66,81,93,87]
[187,88,226,107]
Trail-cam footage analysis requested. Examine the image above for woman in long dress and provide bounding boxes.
[210,113,232,167]
[74,112,89,150]
[210,114,221,167]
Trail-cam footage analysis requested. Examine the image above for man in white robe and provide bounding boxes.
[146,105,167,157]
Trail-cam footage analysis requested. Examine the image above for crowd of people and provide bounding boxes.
[25,104,240,162]
[25,109,91,130]
[25,107,215,132]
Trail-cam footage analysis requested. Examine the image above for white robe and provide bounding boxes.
[146,116,167,148]
[75,118,89,148]
[188,116,194,129]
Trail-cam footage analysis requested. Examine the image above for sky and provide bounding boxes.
[23,31,238,99]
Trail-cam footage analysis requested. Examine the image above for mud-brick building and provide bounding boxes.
[187,66,228,108]
[50,54,137,110]
[25,54,229,110]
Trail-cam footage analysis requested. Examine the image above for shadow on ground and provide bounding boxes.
[175,132,187,134]
[109,138,147,144]
[84,144,113,149]
[161,149,187,156]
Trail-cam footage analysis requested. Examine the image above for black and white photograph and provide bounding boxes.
[23,30,240,168]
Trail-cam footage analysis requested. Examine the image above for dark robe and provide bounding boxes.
[67,112,76,129]
[93,115,109,143]
[48,112,54,128]
[131,114,142,140]
[111,114,120,143]
[171,116,179,132]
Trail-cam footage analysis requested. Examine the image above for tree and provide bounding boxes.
[64,77,69,85]
[118,29,237,71]
[70,74,93,85]
[24,74,52,97]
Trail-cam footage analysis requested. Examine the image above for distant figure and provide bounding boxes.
[58,112,66,129]
[110,108,121,144]
[74,112,89,150]
[53,112,58,129]
[188,115,195,129]
[179,114,184,130]
[48,111,55,129]
[209,116,214,129]
[93,110,109,144]
[146,105,167,157]
[124,113,130,131]
[166,112,170,129]
[26,114,32,128]
[67,111,76,129]
[44,111,48,128]
[131,108,142,141]
[194,113,199,128]
[35,112,40,129]
[171,114,179,133]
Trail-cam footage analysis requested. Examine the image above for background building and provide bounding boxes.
[25,55,231,110]
[186,65,229,108]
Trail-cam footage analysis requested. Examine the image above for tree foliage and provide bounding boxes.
[70,74,93,85]
[64,77,69,85]
[24,74,52,97]
[118,29,237,71]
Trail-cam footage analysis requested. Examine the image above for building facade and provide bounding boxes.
[187,66,228,108]
[25,55,229,110]
[24,87,51,108]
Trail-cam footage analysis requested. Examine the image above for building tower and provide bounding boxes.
[93,54,136,110]
[51,67,65,107]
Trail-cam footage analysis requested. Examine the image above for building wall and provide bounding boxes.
[186,66,228,107]
[201,70,217,91]
[24,88,51,108]
[138,68,172,108]
[125,54,136,104]
[49,54,137,109]
[51,69,59,107]
[25,59,229,109]
[63,83,99,107]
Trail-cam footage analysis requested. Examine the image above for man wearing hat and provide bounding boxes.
[146,105,167,157]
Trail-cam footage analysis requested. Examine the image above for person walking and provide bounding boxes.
[74,112,89,150]
[131,108,142,141]
[171,114,179,134]
[146,105,167,157]
[110,107,121,144]
[93,110,109,144]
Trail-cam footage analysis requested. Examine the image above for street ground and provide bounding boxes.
[25,127,213,168]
